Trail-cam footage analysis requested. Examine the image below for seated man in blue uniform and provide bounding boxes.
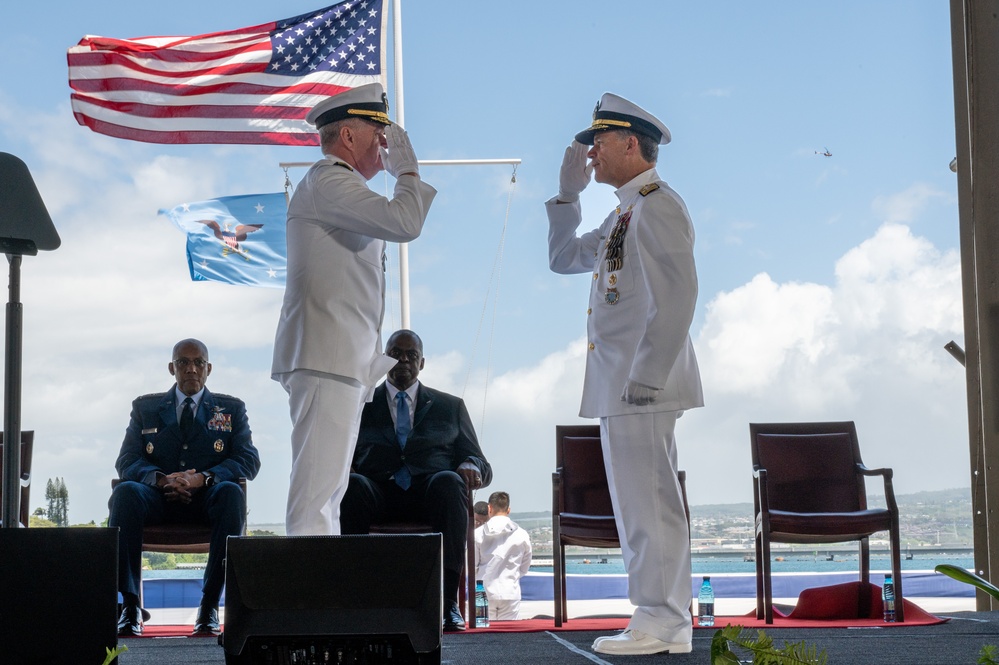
[341,329,491,632]
[109,338,261,637]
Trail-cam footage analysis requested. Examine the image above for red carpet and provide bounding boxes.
[137,583,945,638]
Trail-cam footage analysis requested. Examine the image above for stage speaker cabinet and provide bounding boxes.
[0,527,118,665]
[223,534,443,665]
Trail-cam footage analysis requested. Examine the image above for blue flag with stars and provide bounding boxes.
[160,193,287,288]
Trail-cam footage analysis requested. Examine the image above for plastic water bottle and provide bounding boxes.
[697,576,715,627]
[882,574,896,623]
[475,579,489,628]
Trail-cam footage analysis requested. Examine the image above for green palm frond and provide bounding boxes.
[101,645,128,665]
[935,564,999,602]
[712,625,828,665]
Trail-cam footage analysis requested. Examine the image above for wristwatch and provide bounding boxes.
[202,471,216,487]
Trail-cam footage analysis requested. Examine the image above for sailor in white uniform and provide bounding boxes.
[546,92,704,656]
[272,83,437,536]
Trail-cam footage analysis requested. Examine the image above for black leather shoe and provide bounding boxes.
[117,603,143,637]
[192,605,221,636]
[443,600,466,632]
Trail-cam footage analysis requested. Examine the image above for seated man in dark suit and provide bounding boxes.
[109,338,261,637]
[342,329,491,632]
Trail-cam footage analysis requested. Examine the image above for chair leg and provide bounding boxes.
[466,487,476,623]
[891,525,904,622]
[554,540,565,626]
[754,532,764,620]
[761,534,773,624]
[859,537,870,585]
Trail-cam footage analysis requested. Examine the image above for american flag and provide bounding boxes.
[67,1,386,146]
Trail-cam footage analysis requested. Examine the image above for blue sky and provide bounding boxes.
[0,1,967,527]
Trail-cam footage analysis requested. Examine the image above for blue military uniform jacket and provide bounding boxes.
[115,386,261,486]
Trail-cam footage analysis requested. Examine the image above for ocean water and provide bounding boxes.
[538,552,975,576]
[146,552,976,579]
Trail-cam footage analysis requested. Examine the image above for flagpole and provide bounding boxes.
[392,0,411,329]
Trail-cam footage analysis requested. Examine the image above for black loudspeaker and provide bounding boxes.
[0,527,118,664]
[223,534,443,664]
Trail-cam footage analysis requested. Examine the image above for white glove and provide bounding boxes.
[380,124,419,178]
[621,380,660,406]
[558,141,592,202]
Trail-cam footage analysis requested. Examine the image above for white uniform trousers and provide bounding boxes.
[600,410,691,644]
[488,598,521,621]
[281,369,368,536]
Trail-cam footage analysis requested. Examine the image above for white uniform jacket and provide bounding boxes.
[272,155,437,386]
[546,168,703,418]
[474,515,533,601]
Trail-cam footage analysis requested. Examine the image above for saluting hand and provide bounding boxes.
[558,141,592,203]
[380,124,420,178]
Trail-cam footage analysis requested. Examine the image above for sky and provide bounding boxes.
[0,1,969,527]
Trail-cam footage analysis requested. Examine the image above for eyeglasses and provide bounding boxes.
[387,349,421,362]
[173,358,208,369]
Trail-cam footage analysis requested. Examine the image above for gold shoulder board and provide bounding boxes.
[331,161,354,172]
[639,183,660,197]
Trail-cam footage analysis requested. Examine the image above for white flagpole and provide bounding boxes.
[392,0,411,329]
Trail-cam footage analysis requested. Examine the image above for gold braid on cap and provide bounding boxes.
[590,119,633,130]
[347,108,390,123]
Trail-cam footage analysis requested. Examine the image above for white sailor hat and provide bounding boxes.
[574,92,671,146]
[306,82,391,130]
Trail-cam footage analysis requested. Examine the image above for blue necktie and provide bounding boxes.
[394,391,412,490]
[180,396,194,432]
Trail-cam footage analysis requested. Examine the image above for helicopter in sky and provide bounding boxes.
[815,147,832,157]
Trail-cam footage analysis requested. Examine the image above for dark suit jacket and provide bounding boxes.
[353,382,492,484]
[115,386,261,486]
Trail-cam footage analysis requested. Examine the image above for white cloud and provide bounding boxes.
[871,183,949,225]
[686,220,966,505]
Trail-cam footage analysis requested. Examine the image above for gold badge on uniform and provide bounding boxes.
[214,439,225,453]
[605,288,620,305]
[608,273,617,286]
[145,442,154,454]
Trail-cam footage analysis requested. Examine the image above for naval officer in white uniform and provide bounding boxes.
[546,93,703,656]
[272,83,437,536]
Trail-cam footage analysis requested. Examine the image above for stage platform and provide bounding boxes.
[116,609,999,665]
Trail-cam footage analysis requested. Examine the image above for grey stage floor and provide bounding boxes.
[114,610,999,664]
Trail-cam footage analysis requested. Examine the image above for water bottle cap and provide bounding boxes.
[703,576,710,581]
[476,579,484,584]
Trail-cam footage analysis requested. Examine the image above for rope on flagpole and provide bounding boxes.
[282,167,293,205]
[461,163,518,442]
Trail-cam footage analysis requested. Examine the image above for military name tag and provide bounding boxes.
[141,428,158,435]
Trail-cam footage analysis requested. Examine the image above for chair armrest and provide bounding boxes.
[753,466,770,518]
[857,464,898,513]
[552,471,562,515]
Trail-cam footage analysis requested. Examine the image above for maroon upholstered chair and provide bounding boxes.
[110,477,248,553]
[368,484,477,623]
[750,421,903,623]
[552,424,689,626]
[0,430,34,528]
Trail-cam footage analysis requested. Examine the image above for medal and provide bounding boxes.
[605,288,620,305]
[604,209,632,273]
[145,442,154,454]
[214,439,225,453]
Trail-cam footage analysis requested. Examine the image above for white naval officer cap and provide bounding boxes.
[306,82,391,130]
[574,92,671,146]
